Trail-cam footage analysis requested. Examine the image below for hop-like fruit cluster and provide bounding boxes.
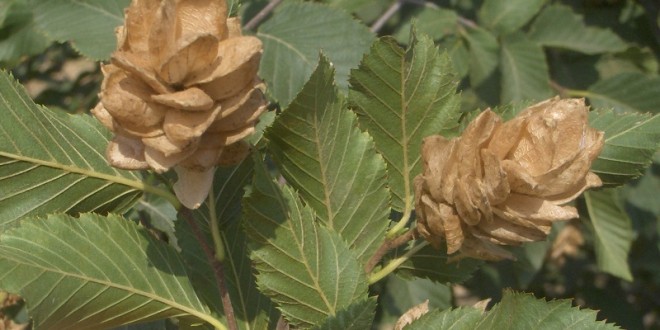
[414,98,604,260]
[92,0,266,209]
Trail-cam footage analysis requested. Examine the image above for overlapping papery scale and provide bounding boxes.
[414,98,604,260]
[92,0,267,208]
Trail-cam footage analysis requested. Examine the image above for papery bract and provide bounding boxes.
[92,0,267,209]
[414,97,604,260]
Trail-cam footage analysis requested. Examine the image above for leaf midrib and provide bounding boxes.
[399,46,411,211]
[0,253,217,325]
[0,151,144,191]
[69,0,125,21]
[257,32,312,67]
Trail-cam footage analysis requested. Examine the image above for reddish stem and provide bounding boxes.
[365,228,418,273]
[181,209,238,330]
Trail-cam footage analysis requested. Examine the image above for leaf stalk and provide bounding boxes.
[180,208,237,330]
[208,187,226,262]
[386,196,414,239]
[367,240,429,284]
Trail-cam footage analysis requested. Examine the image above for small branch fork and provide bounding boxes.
[365,228,418,274]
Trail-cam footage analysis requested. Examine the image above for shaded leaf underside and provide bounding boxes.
[0,71,141,228]
[177,158,278,329]
[589,110,660,185]
[0,213,218,329]
[584,189,633,281]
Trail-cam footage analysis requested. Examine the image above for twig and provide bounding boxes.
[457,16,478,29]
[370,0,403,33]
[181,209,238,330]
[365,228,417,273]
[244,0,284,31]
[549,80,568,98]
[386,196,414,239]
[403,0,439,9]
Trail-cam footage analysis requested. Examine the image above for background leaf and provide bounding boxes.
[528,4,628,55]
[475,290,618,329]
[440,36,469,79]
[176,158,278,330]
[0,71,142,228]
[257,2,373,108]
[394,7,458,44]
[349,34,461,212]
[462,27,499,87]
[595,47,658,79]
[30,0,129,60]
[585,72,660,114]
[589,110,660,185]
[477,0,545,35]
[0,0,49,66]
[404,307,482,330]
[244,157,368,328]
[0,213,221,329]
[583,189,634,281]
[624,158,660,216]
[378,275,452,327]
[267,56,390,264]
[408,290,618,329]
[394,244,482,284]
[131,192,179,250]
[499,32,551,103]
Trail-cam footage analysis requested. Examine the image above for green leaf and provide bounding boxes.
[133,192,179,250]
[0,71,143,228]
[267,56,390,264]
[589,110,660,185]
[30,0,129,60]
[246,110,276,146]
[394,244,482,284]
[381,276,452,321]
[314,298,377,330]
[0,1,12,25]
[244,157,368,328]
[257,2,373,108]
[439,36,469,79]
[405,307,482,330]
[408,290,619,329]
[583,189,634,281]
[461,26,499,86]
[349,34,461,212]
[595,47,659,79]
[624,163,660,216]
[0,213,222,329]
[326,0,376,14]
[0,0,49,66]
[528,4,628,54]
[585,72,660,114]
[477,0,545,35]
[394,7,458,44]
[177,158,278,329]
[476,290,619,329]
[499,32,551,104]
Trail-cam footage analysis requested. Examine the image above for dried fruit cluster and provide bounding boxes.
[414,98,604,260]
[92,0,266,208]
